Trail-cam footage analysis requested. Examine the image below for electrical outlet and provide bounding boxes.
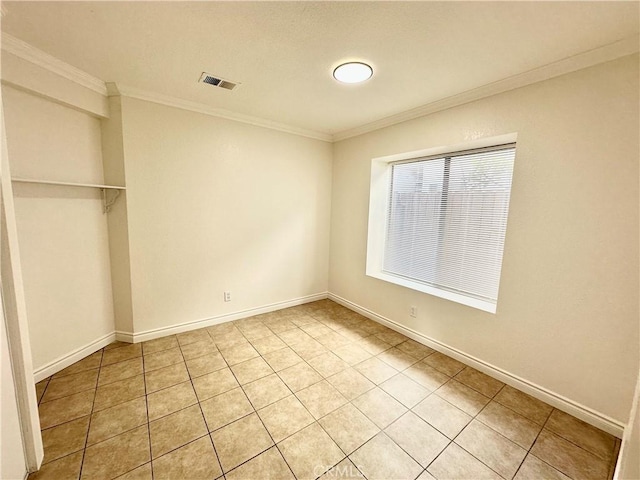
[224,291,231,302]
[410,306,418,318]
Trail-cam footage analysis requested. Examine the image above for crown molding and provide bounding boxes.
[333,36,640,142]
[108,83,333,143]
[1,33,108,96]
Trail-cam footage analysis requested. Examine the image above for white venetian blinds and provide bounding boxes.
[383,144,516,303]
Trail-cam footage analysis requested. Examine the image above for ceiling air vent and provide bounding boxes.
[199,72,238,91]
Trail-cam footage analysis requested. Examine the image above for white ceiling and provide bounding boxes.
[2,1,638,137]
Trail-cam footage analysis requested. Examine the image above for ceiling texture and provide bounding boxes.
[1,1,639,140]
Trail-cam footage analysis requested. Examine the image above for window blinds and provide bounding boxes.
[383,144,516,303]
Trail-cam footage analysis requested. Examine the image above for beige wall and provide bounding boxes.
[119,97,332,334]
[330,55,639,423]
[2,86,115,371]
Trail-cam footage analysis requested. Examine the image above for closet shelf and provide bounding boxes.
[11,178,126,190]
[11,177,125,214]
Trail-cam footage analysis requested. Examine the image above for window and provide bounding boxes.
[366,134,517,313]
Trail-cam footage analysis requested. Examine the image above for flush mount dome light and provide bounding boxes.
[333,62,373,84]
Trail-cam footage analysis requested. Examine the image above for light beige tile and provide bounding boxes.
[242,373,291,409]
[530,429,610,480]
[404,362,449,391]
[147,381,197,421]
[105,341,131,351]
[149,404,208,458]
[88,396,148,445]
[477,401,542,449]
[53,351,102,378]
[238,325,273,342]
[279,422,344,480]
[250,334,287,355]
[278,328,312,346]
[514,454,571,480]
[41,369,99,403]
[39,389,94,429]
[356,336,391,355]
[374,330,407,346]
[230,356,274,384]
[352,387,407,429]
[455,419,527,479]
[354,357,398,385]
[142,335,178,355]
[333,344,371,365]
[152,436,222,480]
[268,319,298,334]
[427,442,501,480]
[385,412,449,467]
[395,339,434,360]
[81,425,150,479]
[316,331,352,349]
[226,446,295,480]
[436,380,490,416]
[220,342,260,365]
[327,368,375,400]
[416,470,437,480]
[94,374,145,412]
[319,404,379,454]
[423,352,465,376]
[380,373,429,408]
[98,357,143,386]
[263,347,304,372]
[41,415,90,464]
[296,380,348,419]
[279,362,323,392]
[211,412,274,472]
[494,385,553,425]
[350,432,422,480]
[377,347,418,371]
[200,387,254,431]
[545,409,616,461]
[290,338,329,361]
[454,367,505,398]
[115,462,152,480]
[29,451,83,480]
[143,348,183,372]
[192,367,239,401]
[258,395,315,443]
[308,352,350,378]
[179,338,216,360]
[176,328,210,346]
[413,394,472,439]
[144,362,189,393]
[102,344,142,366]
[185,351,227,378]
[301,323,333,338]
[318,458,365,479]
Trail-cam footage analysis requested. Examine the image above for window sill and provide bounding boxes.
[366,270,497,314]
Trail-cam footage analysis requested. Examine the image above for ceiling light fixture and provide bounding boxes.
[333,62,373,84]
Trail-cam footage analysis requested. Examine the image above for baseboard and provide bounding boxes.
[328,292,625,438]
[118,292,329,343]
[33,332,115,382]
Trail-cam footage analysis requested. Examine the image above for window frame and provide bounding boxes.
[365,133,517,314]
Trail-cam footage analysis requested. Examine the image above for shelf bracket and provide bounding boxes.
[102,188,121,214]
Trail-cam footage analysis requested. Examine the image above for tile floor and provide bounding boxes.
[31,300,620,480]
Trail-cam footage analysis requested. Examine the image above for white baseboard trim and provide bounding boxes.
[118,292,329,344]
[328,292,625,438]
[33,332,115,382]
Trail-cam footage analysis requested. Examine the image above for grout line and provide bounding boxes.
[140,341,154,480]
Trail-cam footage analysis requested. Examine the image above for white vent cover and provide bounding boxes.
[199,72,238,90]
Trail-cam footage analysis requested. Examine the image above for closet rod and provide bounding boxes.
[11,178,126,190]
